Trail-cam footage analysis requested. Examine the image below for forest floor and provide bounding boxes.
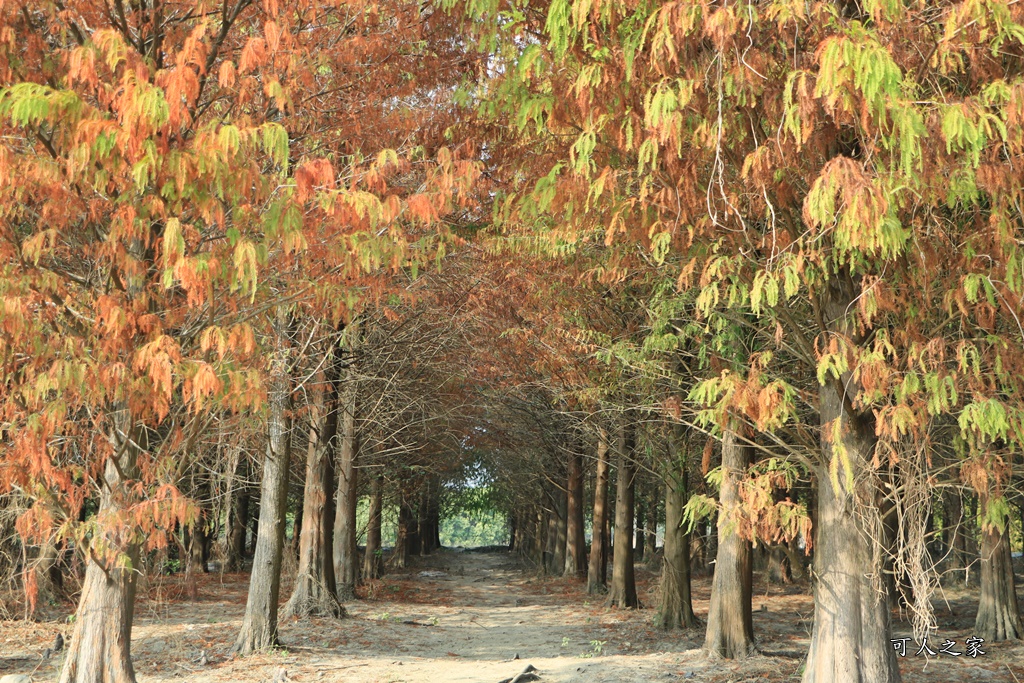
[2,548,1023,683]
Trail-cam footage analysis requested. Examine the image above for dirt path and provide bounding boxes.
[3,548,1022,682]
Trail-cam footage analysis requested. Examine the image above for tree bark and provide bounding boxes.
[657,422,697,629]
[332,356,360,601]
[394,493,416,568]
[766,545,793,584]
[234,307,293,655]
[283,364,343,619]
[704,428,755,658]
[550,486,567,574]
[564,445,587,578]
[802,277,901,683]
[607,419,639,608]
[974,497,1023,641]
[587,428,611,593]
[634,488,646,561]
[225,451,250,572]
[942,488,969,585]
[59,447,140,683]
[363,474,383,580]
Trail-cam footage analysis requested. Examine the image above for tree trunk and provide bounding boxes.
[588,428,611,593]
[247,496,260,557]
[704,428,755,658]
[645,489,659,557]
[564,446,587,578]
[767,545,793,584]
[59,434,140,683]
[607,420,639,608]
[550,486,567,574]
[657,421,696,629]
[333,357,360,601]
[942,488,969,585]
[974,498,1023,641]
[363,474,383,580]
[634,489,646,561]
[394,494,416,569]
[225,451,250,572]
[802,277,901,683]
[23,538,63,619]
[283,364,343,619]
[234,307,293,655]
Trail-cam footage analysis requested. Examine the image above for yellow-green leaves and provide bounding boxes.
[261,122,289,173]
[815,31,903,123]
[232,239,260,301]
[959,398,1022,446]
[804,156,909,264]
[940,102,1007,168]
[162,218,185,289]
[643,78,693,156]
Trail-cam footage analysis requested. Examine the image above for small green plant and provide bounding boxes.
[377,612,391,622]
[561,636,571,648]
[579,640,606,658]
[429,616,440,626]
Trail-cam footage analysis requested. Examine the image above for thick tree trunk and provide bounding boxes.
[234,307,293,655]
[802,277,901,683]
[363,474,383,580]
[587,428,611,593]
[974,499,1023,641]
[704,429,754,658]
[284,367,343,619]
[607,420,639,608]
[59,452,140,683]
[564,446,587,578]
[657,422,697,629]
[333,363,360,601]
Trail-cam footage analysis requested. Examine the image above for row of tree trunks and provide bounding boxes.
[544,484,568,575]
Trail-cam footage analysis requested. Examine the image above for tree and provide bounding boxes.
[233,307,293,655]
[283,341,343,619]
[333,322,361,601]
[704,429,755,659]
[607,418,639,609]
[656,421,697,629]
[587,426,611,593]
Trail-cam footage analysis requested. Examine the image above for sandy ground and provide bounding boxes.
[2,548,1023,682]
